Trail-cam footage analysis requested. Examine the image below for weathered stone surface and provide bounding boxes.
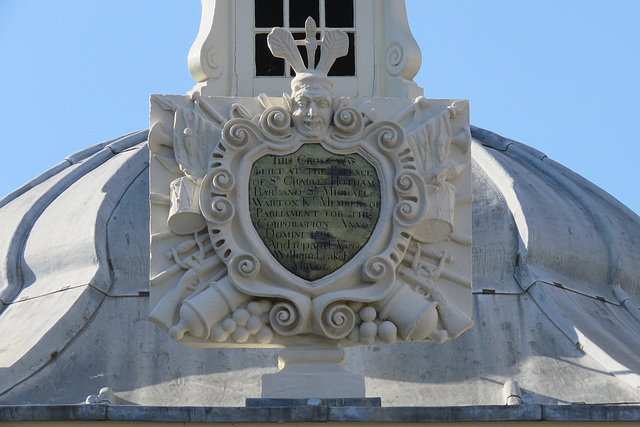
[0,133,149,398]
[3,404,640,423]
[245,397,382,407]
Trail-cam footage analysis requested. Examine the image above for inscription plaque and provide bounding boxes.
[250,144,381,281]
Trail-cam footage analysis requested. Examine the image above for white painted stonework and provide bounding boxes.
[188,0,422,99]
[148,22,473,349]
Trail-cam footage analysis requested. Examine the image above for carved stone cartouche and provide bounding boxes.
[148,20,473,348]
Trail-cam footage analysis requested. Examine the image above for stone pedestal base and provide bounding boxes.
[261,347,365,399]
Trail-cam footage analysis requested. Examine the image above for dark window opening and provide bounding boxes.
[255,33,285,76]
[290,0,319,28]
[328,32,355,76]
[255,0,283,28]
[254,0,355,78]
[325,0,354,28]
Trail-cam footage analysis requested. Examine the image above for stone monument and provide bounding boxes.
[148,7,473,400]
[5,1,640,418]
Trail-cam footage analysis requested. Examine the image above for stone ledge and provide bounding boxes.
[0,404,639,423]
[543,405,640,422]
[246,397,382,407]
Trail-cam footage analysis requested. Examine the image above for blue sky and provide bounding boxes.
[1,1,639,216]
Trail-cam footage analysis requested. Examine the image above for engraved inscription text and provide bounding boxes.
[249,144,381,281]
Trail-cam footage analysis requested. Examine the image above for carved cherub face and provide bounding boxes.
[291,76,333,138]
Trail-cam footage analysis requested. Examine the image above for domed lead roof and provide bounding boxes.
[0,127,639,406]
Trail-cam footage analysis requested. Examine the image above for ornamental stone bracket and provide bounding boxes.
[149,23,472,349]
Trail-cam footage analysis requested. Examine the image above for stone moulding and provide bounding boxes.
[148,93,473,348]
[5,404,640,423]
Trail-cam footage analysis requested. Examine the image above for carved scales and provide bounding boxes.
[149,22,473,347]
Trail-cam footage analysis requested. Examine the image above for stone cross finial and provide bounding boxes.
[267,17,348,74]
[301,17,319,69]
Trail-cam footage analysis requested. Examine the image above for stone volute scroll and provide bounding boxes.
[149,20,472,352]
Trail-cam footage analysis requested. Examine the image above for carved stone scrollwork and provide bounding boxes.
[363,256,391,283]
[149,22,472,348]
[385,42,405,76]
[187,1,233,88]
[149,95,472,346]
[380,2,422,82]
[232,253,260,278]
[269,301,303,336]
[204,47,224,79]
[393,171,427,228]
[222,119,261,150]
[259,106,294,144]
[332,107,365,141]
[366,122,405,153]
[204,196,234,224]
[318,302,357,340]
